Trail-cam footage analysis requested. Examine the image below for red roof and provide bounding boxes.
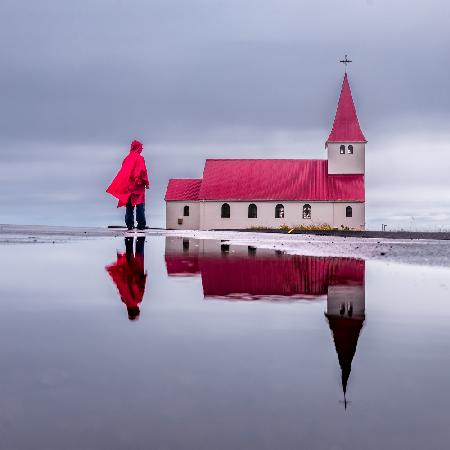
[327,74,366,145]
[165,179,202,201]
[198,159,364,201]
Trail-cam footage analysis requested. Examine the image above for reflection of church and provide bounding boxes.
[165,236,365,406]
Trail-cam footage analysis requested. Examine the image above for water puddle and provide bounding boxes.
[0,235,449,449]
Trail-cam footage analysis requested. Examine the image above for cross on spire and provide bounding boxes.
[340,54,352,73]
[339,394,352,410]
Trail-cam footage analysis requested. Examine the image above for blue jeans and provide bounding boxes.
[125,199,146,229]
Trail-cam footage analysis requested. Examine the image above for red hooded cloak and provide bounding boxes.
[106,140,149,207]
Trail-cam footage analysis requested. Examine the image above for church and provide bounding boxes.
[165,72,367,230]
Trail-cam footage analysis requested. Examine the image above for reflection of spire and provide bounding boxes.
[339,393,351,410]
[326,314,364,409]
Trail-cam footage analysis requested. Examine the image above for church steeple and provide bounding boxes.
[327,73,366,146]
[326,73,367,175]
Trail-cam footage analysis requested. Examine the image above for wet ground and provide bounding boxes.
[1,233,450,450]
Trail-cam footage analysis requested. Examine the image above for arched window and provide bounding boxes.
[346,206,353,217]
[275,204,285,218]
[348,144,354,154]
[183,205,189,216]
[182,238,189,251]
[248,203,257,218]
[221,203,230,218]
[340,145,345,154]
[303,204,311,219]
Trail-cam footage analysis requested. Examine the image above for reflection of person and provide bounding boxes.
[106,236,147,321]
[106,140,150,230]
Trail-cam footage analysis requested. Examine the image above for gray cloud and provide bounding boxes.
[1,0,450,229]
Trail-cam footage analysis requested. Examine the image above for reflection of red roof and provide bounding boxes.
[165,255,200,276]
[165,252,365,299]
[164,179,202,201]
[327,74,366,145]
[329,258,365,286]
[200,256,330,298]
[197,159,364,201]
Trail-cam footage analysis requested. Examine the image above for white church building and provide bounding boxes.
[165,73,367,230]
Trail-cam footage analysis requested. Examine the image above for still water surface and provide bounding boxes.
[1,235,450,450]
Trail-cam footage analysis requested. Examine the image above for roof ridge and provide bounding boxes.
[205,158,327,161]
[168,178,202,181]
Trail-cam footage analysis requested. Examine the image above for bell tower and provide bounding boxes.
[326,69,367,175]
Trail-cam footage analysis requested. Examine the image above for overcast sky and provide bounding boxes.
[1,0,449,230]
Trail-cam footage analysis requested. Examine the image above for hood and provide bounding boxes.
[130,140,143,153]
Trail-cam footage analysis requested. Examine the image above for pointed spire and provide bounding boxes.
[326,74,367,146]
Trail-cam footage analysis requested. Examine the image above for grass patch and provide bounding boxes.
[248,223,360,232]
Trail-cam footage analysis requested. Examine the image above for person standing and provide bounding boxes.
[106,140,149,230]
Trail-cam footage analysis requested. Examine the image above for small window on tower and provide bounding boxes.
[346,206,353,218]
[183,205,190,216]
[348,145,354,154]
[340,145,345,154]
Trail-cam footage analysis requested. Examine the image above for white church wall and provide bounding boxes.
[166,201,200,230]
[333,202,365,229]
[327,142,365,174]
[199,201,364,230]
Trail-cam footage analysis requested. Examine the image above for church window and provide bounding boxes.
[182,239,189,251]
[183,205,189,216]
[275,204,285,218]
[303,204,311,219]
[346,206,353,217]
[248,203,257,218]
[340,145,345,154]
[221,203,230,218]
[348,145,354,154]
